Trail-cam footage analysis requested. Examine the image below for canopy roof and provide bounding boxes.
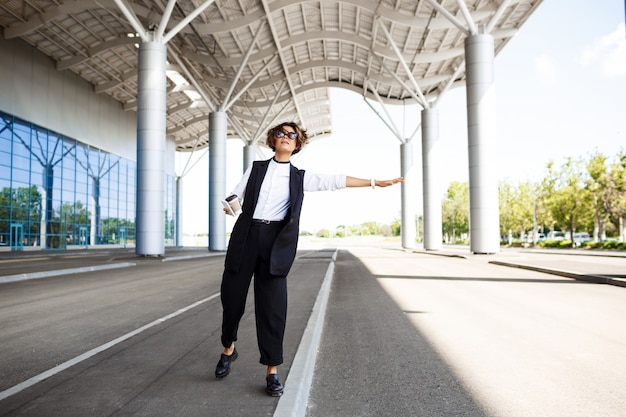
[0,0,541,151]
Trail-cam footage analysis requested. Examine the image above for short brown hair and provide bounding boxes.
[265,122,309,155]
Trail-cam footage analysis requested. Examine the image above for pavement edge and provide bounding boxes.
[273,250,337,417]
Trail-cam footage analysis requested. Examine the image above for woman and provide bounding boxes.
[215,121,403,396]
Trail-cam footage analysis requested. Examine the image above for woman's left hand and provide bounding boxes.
[374,177,404,187]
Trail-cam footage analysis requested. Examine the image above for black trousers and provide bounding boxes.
[220,221,288,366]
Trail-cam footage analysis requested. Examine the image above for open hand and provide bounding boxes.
[375,177,404,187]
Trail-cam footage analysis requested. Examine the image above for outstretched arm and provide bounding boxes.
[346,176,403,188]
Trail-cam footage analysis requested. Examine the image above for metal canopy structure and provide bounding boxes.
[0,0,541,152]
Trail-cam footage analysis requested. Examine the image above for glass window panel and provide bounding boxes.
[12,128,32,155]
[109,199,118,213]
[0,110,146,248]
[11,142,31,159]
[0,220,9,246]
[89,148,100,173]
[45,132,61,161]
[0,138,10,154]
[75,182,87,197]
[0,163,10,181]
[11,154,30,170]
[63,164,75,179]
[11,168,30,184]
[0,113,11,138]
[62,189,75,203]
[62,177,75,193]
[11,181,30,193]
[0,149,10,165]
[30,128,48,156]
[75,145,88,184]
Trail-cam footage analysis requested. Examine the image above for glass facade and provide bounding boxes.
[0,110,176,250]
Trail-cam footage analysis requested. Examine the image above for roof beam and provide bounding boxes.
[456,0,478,35]
[113,0,147,40]
[251,81,289,145]
[363,83,404,144]
[221,20,267,111]
[169,47,217,112]
[434,60,465,106]
[486,0,513,33]
[162,0,216,44]
[260,0,305,125]
[422,0,470,36]
[56,36,137,70]
[377,20,427,107]
[156,0,177,41]
[224,54,280,112]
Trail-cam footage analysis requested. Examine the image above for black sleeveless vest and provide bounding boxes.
[224,159,305,276]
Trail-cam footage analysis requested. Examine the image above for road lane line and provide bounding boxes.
[0,262,136,284]
[0,292,220,402]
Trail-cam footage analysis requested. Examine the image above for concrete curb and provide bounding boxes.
[0,262,136,284]
[273,250,337,417]
[489,260,626,288]
[162,252,224,262]
[411,249,468,259]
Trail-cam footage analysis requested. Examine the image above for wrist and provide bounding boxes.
[370,178,375,189]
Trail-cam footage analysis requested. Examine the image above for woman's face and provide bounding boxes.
[273,125,299,154]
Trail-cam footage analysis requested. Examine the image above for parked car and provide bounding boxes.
[572,232,591,246]
[524,232,545,243]
[546,231,565,240]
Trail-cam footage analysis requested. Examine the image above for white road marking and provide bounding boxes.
[0,292,220,401]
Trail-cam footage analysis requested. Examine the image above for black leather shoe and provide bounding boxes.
[266,374,284,397]
[215,349,238,378]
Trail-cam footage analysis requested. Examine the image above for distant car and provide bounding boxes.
[524,233,545,243]
[572,232,591,246]
[564,232,591,246]
[546,231,565,240]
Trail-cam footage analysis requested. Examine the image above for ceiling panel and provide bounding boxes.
[0,0,542,151]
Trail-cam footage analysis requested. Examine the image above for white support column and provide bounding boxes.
[136,39,166,256]
[421,107,443,250]
[176,176,182,247]
[243,144,256,172]
[400,141,416,249]
[465,33,500,254]
[208,111,228,251]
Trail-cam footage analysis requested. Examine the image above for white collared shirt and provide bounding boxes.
[229,159,346,221]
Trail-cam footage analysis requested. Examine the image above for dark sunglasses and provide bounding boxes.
[274,129,298,140]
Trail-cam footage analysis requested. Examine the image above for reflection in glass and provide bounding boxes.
[0,110,173,250]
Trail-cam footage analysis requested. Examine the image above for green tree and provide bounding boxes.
[442,181,469,243]
[542,158,592,247]
[585,152,610,240]
[500,181,535,242]
[606,150,626,239]
[499,182,517,242]
[0,186,42,243]
[390,218,401,237]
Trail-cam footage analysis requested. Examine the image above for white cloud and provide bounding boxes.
[581,23,626,76]
[533,53,558,84]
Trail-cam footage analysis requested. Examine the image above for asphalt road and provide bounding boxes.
[1,245,625,417]
[307,247,626,417]
[0,250,332,417]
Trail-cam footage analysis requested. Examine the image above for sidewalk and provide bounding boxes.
[411,244,626,288]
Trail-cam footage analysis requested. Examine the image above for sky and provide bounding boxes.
[177,0,626,236]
